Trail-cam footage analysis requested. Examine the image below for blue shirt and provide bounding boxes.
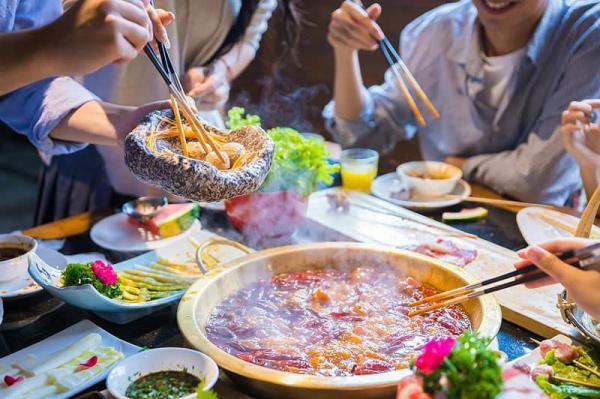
[0,0,97,156]
[323,0,600,205]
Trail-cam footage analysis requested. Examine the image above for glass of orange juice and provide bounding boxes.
[340,149,379,192]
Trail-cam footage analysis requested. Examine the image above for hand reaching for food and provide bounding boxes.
[515,238,600,320]
[49,0,174,75]
[560,100,600,163]
[328,1,384,52]
[185,61,231,111]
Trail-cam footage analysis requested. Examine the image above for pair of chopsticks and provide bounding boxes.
[407,242,600,317]
[142,11,226,164]
[352,0,439,127]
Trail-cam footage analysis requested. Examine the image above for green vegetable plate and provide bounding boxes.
[28,230,223,324]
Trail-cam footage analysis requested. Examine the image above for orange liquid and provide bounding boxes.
[341,166,378,192]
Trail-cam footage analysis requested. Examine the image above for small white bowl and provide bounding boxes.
[107,347,219,399]
[396,161,462,197]
[0,234,37,282]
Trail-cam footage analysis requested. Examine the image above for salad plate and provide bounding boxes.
[90,213,201,252]
[29,230,245,324]
[0,319,140,399]
[0,247,66,300]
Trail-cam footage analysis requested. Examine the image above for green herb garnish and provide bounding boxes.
[196,380,219,399]
[61,262,122,299]
[415,332,502,399]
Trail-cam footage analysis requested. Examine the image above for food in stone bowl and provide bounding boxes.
[124,102,274,203]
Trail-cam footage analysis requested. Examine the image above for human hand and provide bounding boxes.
[560,100,600,165]
[184,61,231,111]
[328,1,384,52]
[445,156,466,169]
[114,100,171,145]
[46,0,174,76]
[514,238,600,320]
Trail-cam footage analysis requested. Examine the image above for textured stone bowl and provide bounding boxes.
[125,110,274,202]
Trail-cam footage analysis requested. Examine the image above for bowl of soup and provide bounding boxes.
[396,161,462,197]
[0,234,37,282]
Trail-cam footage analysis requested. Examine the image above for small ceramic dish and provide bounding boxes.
[106,347,219,399]
[0,234,38,282]
[121,196,168,222]
[396,161,462,197]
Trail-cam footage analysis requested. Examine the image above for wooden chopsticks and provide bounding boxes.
[407,242,600,317]
[143,29,227,164]
[352,0,439,127]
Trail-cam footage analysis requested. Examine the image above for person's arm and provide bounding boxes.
[322,1,421,151]
[0,75,167,156]
[461,45,600,205]
[50,100,168,146]
[328,1,382,120]
[185,0,278,110]
[560,100,600,198]
[0,0,174,96]
[515,238,600,320]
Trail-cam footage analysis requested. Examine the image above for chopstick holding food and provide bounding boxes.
[408,239,600,317]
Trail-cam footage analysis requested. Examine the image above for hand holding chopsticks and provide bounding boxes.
[347,0,439,126]
[141,8,228,165]
[407,241,600,317]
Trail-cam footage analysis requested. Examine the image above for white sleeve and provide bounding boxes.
[239,0,277,55]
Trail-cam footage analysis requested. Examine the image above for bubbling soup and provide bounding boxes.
[206,267,471,377]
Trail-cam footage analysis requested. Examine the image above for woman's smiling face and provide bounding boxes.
[472,0,548,30]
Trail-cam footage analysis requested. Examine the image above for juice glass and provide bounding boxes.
[340,149,379,192]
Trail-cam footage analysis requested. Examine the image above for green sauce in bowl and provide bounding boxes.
[125,371,200,399]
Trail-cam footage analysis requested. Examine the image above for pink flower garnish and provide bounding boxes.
[415,337,456,375]
[4,375,24,386]
[91,260,117,285]
[76,355,98,371]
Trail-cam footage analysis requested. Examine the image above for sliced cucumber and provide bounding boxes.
[442,207,488,223]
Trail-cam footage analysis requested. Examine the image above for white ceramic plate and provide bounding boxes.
[0,247,66,299]
[107,347,219,399]
[0,319,140,399]
[517,207,600,246]
[371,173,472,210]
[90,213,201,252]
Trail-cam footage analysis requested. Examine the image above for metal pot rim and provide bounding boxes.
[177,242,502,390]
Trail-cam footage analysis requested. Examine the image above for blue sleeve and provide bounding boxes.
[0,77,98,156]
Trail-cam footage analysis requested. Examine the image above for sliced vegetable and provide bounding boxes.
[442,207,488,223]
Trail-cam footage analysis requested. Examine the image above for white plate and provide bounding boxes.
[90,213,201,252]
[517,207,600,246]
[0,247,66,299]
[371,173,471,210]
[107,347,219,399]
[0,319,140,399]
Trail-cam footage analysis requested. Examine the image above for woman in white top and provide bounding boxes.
[35,0,300,223]
[560,99,600,199]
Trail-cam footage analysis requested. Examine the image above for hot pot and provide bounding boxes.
[177,242,501,399]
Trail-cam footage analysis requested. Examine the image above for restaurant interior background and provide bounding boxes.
[0,0,444,233]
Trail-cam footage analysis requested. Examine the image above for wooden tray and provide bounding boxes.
[306,188,574,339]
